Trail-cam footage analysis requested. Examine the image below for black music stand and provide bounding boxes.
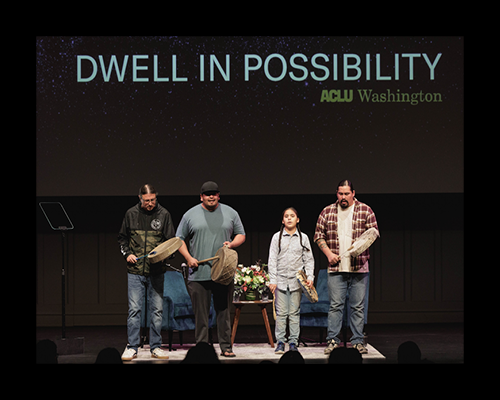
[39,202,84,355]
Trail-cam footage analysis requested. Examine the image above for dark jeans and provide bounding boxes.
[187,280,234,352]
[327,272,368,345]
[127,273,164,352]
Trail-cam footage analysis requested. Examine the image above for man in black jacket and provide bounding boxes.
[118,184,175,360]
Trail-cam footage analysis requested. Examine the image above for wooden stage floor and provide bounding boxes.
[123,342,384,364]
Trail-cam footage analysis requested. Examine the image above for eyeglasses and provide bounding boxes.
[141,197,157,204]
[202,191,219,197]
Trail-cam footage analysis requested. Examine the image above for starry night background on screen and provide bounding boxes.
[36,36,463,196]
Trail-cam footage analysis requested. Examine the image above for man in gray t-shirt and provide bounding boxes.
[176,181,245,357]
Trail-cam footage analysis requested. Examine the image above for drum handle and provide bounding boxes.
[197,256,219,264]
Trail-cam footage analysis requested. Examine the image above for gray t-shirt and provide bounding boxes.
[176,203,245,281]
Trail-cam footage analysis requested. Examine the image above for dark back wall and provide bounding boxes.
[36,193,463,326]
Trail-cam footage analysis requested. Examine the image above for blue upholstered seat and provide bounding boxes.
[299,269,330,330]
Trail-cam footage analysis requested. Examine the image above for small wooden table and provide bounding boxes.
[231,300,274,347]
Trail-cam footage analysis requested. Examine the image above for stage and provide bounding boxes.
[124,342,385,364]
[36,323,463,364]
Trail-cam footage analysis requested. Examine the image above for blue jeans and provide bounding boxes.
[127,273,164,352]
[275,287,302,345]
[327,272,368,345]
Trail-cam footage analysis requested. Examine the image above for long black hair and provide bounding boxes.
[278,207,311,254]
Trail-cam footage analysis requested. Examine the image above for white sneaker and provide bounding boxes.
[121,347,137,361]
[151,347,169,359]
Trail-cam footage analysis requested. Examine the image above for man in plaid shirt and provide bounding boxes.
[314,179,379,355]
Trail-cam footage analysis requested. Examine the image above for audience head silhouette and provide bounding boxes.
[95,347,123,364]
[278,350,305,364]
[181,342,221,364]
[397,341,422,364]
[328,346,363,364]
[36,339,58,364]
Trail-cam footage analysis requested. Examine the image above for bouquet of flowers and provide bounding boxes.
[234,261,269,298]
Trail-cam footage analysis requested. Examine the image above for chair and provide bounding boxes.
[299,269,329,344]
[299,269,369,344]
[141,270,216,350]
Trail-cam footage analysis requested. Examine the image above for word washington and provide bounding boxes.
[320,89,442,105]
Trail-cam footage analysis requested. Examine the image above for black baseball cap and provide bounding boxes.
[200,181,220,194]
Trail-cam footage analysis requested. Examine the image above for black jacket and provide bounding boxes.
[118,202,175,276]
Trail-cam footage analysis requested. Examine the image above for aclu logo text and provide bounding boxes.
[320,89,442,105]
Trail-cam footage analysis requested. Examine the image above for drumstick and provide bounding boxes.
[135,251,157,261]
[197,243,230,264]
[339,245,354,258]
[197,256,219,264]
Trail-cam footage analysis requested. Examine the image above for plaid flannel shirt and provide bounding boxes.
[314,198,378,273]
